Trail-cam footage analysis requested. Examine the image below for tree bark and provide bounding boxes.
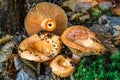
[0,0,49,34]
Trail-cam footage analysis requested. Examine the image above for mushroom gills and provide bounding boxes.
[25,2,67,35]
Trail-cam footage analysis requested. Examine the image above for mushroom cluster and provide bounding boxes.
[18,31,76,77]
[18,2,106,78]
[18,2,75,78]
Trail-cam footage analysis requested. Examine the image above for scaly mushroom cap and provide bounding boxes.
[18,31,62,62]
[50,55,75,77]
[61,26,106,56]
[25,2,67,35]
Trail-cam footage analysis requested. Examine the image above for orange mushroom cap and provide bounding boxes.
[18,31,62,62]
[61,25,106,56]
[50,55,75,77]
[25,2,67,35]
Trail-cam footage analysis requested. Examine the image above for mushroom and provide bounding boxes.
[50,55,75,77]
[18,31,62,62]
[61,26,106,63]
[25,2,67,35]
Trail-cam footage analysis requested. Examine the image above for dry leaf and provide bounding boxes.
[62,0,98,12]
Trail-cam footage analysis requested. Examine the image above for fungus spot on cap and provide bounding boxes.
[70,61,75,67]
[37,30,47,35]
[18,48,24,53]
[47,54,54,58]
[46,33,53,39]
[29,52,32,54]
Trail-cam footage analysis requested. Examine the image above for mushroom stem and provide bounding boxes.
[41,19,56,31]
[71,54,81,64]
[69,46,93,56]
[69,47,83,63]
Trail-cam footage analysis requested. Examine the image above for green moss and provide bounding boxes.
[89,7,112,22]
[73,51,120,80]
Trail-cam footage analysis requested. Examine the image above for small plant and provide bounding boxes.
[89,7,112,22]
[74,51,120,80]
